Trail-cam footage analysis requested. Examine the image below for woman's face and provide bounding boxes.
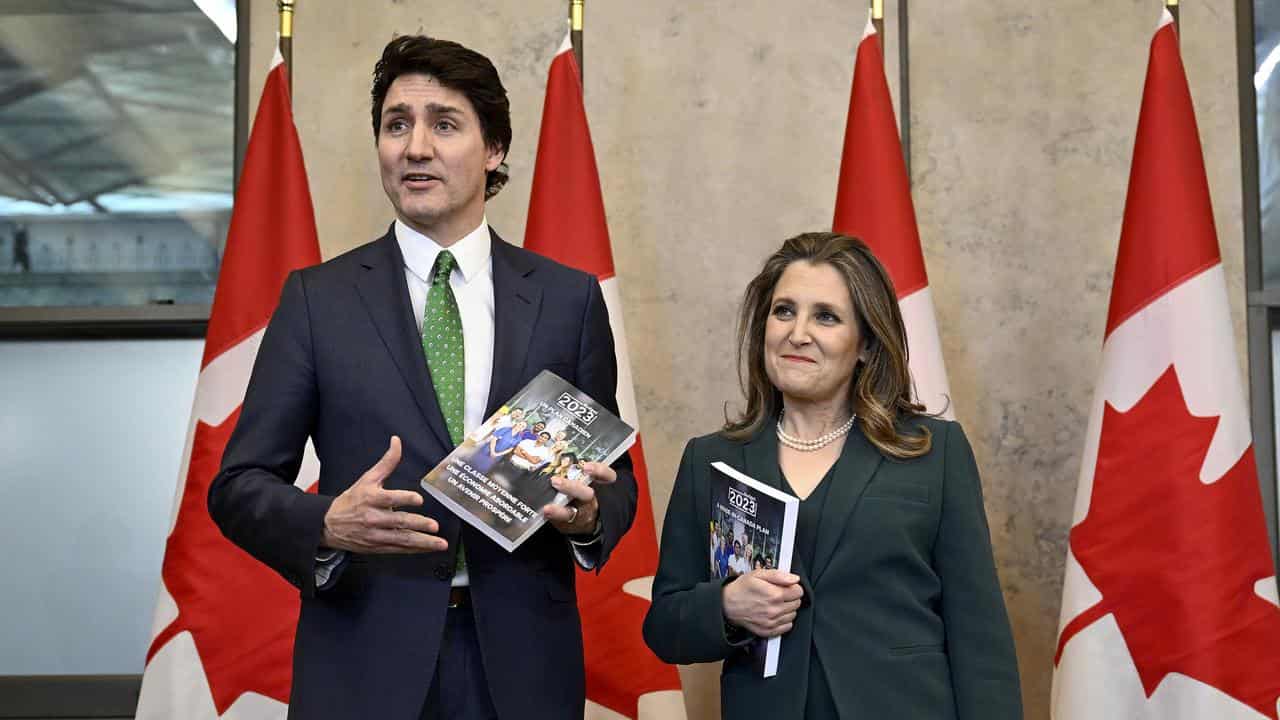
[764,261,864,406]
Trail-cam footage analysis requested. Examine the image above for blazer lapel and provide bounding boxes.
[739,422,785,493]
[809,425,883,584]
[485,231,542,415]
[353,227,452,452]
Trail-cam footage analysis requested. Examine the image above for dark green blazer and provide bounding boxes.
[643,416,1022,719]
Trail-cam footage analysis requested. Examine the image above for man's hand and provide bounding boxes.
[321,436,447,554]
[721,569,804,638]
[541,461,616,536]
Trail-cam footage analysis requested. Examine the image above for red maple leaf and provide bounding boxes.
[1056,366,1280,718]
[147,406,306,714]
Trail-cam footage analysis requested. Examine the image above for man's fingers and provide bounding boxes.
[366,527,447,553]
[395,512,439,535]
[359,436,403,487]
[551,475,595,503]
[379,488,424,508]
[541,503,574,524]
[582,461,616,484]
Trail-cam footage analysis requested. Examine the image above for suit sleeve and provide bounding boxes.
[935,422,1023,720]
[572,277,638,570]
[207,270,335,598]
[643,438,742,664]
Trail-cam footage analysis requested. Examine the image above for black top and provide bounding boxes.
[783,459,839,717]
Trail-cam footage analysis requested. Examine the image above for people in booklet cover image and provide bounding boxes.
[206,35,637,720]
[643,233,1021,718]
[470,418,527,472]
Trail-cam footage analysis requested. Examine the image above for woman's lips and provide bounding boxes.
[781,354,816,364]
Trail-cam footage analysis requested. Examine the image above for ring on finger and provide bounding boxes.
[567,505,580,525]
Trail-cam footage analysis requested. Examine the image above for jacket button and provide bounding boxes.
[434,563,454,581]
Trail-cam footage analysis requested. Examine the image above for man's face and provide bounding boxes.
[376,73,504,244]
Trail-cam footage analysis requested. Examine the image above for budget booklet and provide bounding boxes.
[709,461,799,677]
[421,370,635,552]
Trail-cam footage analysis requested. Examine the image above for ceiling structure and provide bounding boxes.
[0,0,234,216]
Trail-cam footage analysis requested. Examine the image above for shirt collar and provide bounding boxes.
[395,217,491,284]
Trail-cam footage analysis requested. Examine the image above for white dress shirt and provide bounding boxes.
[396,218,495,437]
[397,218,496,587]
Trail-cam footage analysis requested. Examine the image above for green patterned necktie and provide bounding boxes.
[423,250,465,446]
[422,250,467,576]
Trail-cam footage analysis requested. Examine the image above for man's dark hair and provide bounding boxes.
[371,35,512,199]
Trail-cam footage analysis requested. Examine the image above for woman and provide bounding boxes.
[469,418,526,473]
[643,232,1021,718]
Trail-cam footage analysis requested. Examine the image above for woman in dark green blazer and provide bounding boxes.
[643,233,1022,718]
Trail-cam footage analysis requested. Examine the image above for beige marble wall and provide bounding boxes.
[244,2,1245,718]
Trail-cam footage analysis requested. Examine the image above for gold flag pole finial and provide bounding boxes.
[278,0,295,38]
[1166,0,1180,37]
[570,0,584,83]
[278,0,295,96]
[871,0,885,43]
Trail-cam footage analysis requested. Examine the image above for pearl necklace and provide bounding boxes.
[775,411,857,452]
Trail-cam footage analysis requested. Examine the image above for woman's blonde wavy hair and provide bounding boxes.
[722,232,934,459]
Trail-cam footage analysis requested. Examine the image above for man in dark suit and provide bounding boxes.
[208,36,637,720]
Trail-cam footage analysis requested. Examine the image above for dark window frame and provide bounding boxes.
[1238,0,1280,573]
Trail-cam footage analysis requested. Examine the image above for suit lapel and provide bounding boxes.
[740,423,785,493]
[353,227,452,452]
[809,425,883,584]
[485,231,542,415]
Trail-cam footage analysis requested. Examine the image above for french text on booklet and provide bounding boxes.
[421,370,635,551]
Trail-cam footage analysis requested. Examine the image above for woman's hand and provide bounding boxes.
[721,569,804,638]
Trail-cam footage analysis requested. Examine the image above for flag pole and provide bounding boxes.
[871,0,885,41]
[570,0,584,84]
[279,0,295,97]
[1167,0,1179,37]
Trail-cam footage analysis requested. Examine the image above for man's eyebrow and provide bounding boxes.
[424,102,464,116]
[382,102,411,117]
[381,102,464,117]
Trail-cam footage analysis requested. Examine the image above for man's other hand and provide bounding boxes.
[321,436,447,554]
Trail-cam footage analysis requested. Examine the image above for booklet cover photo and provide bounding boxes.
[709,461,799,678]
[421,370,636,552]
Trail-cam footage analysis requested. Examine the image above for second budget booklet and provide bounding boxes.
[420,370,636,552]
[709,460,799,678]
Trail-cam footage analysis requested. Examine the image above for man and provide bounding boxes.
[510,430,555,473]
[208,35,637,720]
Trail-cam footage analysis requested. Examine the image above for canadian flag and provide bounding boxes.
[524,29,686,720]
[1051,11,1280,720]
[832,13,953,418]
[135,50,320,719]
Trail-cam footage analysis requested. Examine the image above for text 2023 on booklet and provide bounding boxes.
[709,461,799,677]
[421,370,635,552]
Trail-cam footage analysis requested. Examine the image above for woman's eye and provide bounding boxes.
[817,311,840,324]
[772,304,794,318]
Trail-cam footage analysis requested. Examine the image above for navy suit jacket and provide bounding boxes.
[208,227,638,719]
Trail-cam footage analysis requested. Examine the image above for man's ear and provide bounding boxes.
[485,144,505,172]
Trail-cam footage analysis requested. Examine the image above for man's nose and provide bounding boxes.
[406,123,433,160]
